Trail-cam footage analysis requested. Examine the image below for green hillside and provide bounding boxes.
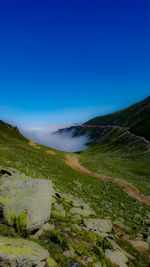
[0,120,27,142]
[60,97,150,148]
[85,96,150,141]
[71,98,150,198]
[0,119,150,265]
[61,97,150,198]
[78,128,150,196]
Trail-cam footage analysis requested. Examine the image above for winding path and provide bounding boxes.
[81,124,150,145]
[66,154,150,206]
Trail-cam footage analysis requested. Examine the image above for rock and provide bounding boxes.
[65,227,71,232]
[63,194,95,213]
[70,263,80,267]
[107,239,134,260]
[134,213,141,219]
[60,210,66,217]
[129,240,149,251]
[53,203,66,217]
[0,168,53,230]
[83,219,112,233]
[87,257,93,263]
[146,211,150,218]
[52,210,66,218]
[146,235,150,243]
[113,220,131,232]
[71,214,82,222]
[63,250,71,257]
[46,257,57,266]
[42,223,55,231]
[32,229,43,239]
[63,246,75,258]
[70,207,83,215]
[145,219,150,225]
[105,249,128,267]
[70,207,95,217]
[93,263,102,267]
[124,251,134,260]
[107,238,121,250]
[73,224,82,230]
[72,198,85,207]
[0,236,49,267]
[83,203,95,214]
[135,234,143,241]
[54,203,64,212]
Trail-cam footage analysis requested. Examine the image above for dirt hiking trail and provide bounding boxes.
[66,154,150,206]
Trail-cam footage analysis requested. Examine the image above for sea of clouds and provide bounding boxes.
[19,124,89,152]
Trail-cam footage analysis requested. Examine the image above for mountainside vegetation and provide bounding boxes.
[60,97,150,196]
[85,96,150,141]
[0,97,150,266]
[78,129,150,196]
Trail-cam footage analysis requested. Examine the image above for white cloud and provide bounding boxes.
[0,104,115,152]
[20,124,89,152]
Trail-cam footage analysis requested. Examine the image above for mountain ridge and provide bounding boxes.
[57,96,150,145]
[84,96,150,141]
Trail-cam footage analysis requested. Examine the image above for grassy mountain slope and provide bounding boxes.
[0,120,27,142]
[59,97,150,195]
[78,129,150,196]
[85,96,150,141]
[0,119,150,265]
[59,97,150,146]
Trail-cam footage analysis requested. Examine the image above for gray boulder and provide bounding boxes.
[83,218,112,233]
[54,203,66,217]
[0,236,49,267]
[105,249,128,267]
[31,229,43,239]
[70,206,95,217]
[0,168,53,230]
[63,245,75,258]
[42,223,55,231]
[93,263,102,267]
[129,240,149,251]
[70,263,80,267]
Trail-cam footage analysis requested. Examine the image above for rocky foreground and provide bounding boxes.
[0,168,150,266]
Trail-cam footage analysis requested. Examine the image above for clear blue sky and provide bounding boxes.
[0,0,150,125]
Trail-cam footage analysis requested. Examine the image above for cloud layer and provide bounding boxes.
[20,124,89,152]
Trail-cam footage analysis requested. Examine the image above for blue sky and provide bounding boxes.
[0,0,150,126]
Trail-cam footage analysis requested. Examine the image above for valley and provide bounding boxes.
[0,97,150,266]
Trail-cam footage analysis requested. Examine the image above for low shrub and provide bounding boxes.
[8,210,27,237]
[48,230,67,249]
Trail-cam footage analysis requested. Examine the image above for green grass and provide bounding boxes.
[32,197,149,267]
[0,121,150,234]
[85,96,150,140]
[0,120,150,265]
[79,129,150,196]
